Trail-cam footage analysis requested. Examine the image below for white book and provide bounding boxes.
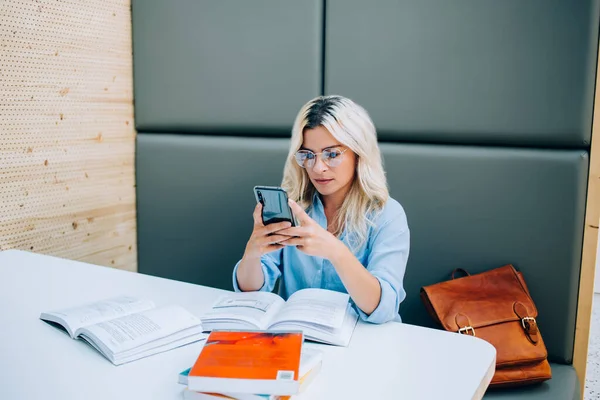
[182,390,285,400]
[39,295,206,365]
[200,288,358,347]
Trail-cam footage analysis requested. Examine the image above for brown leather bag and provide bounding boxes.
[420,264,552,388]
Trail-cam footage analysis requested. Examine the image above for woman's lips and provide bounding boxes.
[314,179,334,185]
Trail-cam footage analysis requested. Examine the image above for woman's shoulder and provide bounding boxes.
[372,196,409,231]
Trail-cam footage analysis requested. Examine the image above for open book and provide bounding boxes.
[39,296,206,365]
[200,289,358,347]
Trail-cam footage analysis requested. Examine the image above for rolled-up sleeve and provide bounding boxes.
[232,248,283,293]
[355,212,410,324]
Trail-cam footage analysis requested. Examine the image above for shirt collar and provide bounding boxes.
[309,192,328,230]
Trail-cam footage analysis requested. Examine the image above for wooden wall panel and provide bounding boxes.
[574,40,600,395]
[0,0,136,271]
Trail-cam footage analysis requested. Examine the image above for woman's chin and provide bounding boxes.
[314,185,339,197]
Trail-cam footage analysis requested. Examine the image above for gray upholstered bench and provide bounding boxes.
[132,1,598,398]
[136,135,585,399]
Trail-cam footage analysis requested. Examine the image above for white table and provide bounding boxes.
[0,250,496,400]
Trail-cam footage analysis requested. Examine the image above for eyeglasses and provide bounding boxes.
[294,147,348,169]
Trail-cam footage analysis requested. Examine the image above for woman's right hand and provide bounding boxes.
[243,203,292,259]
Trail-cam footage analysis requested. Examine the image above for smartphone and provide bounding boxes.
[253,186,297,226]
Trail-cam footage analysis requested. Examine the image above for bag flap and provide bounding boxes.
[421,265,538,331]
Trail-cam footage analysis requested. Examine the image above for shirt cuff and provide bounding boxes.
[353,276,401,324]
[232,259,270,292]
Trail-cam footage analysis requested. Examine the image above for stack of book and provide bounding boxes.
[178,330,323,400]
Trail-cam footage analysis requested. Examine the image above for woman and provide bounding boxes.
[233,95,410,324]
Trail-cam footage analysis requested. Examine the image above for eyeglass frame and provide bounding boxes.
[294,146,349,169]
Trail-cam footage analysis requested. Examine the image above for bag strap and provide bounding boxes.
[514,301,539,344]
[451,268,471,280]
[455,313,476,336]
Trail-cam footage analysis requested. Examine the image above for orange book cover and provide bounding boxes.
[187,331,304,395]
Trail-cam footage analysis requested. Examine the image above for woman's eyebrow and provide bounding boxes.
[300,144,341,152]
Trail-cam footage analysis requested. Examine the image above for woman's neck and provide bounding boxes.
[320,187,351,232]
[322,197,341,215]
[320,181,352,211]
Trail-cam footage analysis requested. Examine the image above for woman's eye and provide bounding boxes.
[305,152,315,159]
[328,150,341,158]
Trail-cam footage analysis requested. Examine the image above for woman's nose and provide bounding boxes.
[312,156,328,172]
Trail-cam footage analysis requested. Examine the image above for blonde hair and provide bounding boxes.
[281,95,389,250]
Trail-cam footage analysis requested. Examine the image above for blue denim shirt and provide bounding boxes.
[232,195,410,324]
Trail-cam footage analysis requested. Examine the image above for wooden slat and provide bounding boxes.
[573,44,600,397]
[0,0,136,271]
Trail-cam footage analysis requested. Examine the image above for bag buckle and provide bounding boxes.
[457,326,476,336]
[521,317,536,330]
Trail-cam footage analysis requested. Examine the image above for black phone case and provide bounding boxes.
[253,186,297,226]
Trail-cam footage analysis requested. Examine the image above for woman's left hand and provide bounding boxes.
[278,199,344,259]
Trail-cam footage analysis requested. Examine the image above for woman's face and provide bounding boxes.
[301,125,357,203]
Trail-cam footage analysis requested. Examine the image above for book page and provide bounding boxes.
[109,331,206,365]
[79,305,202,354]
[270,304,358,347]
[201,291,285,330]
[40,296,155,337]
[269,288,349,329]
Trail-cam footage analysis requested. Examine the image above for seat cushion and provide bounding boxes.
[136,134,291,290]
[383,142,588,364]
[132,0,322,133]
[326,0,599,147]
[483,363,579,400]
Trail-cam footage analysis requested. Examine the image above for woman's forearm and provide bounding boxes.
[329,243,382,315]
[236,254,265,292]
